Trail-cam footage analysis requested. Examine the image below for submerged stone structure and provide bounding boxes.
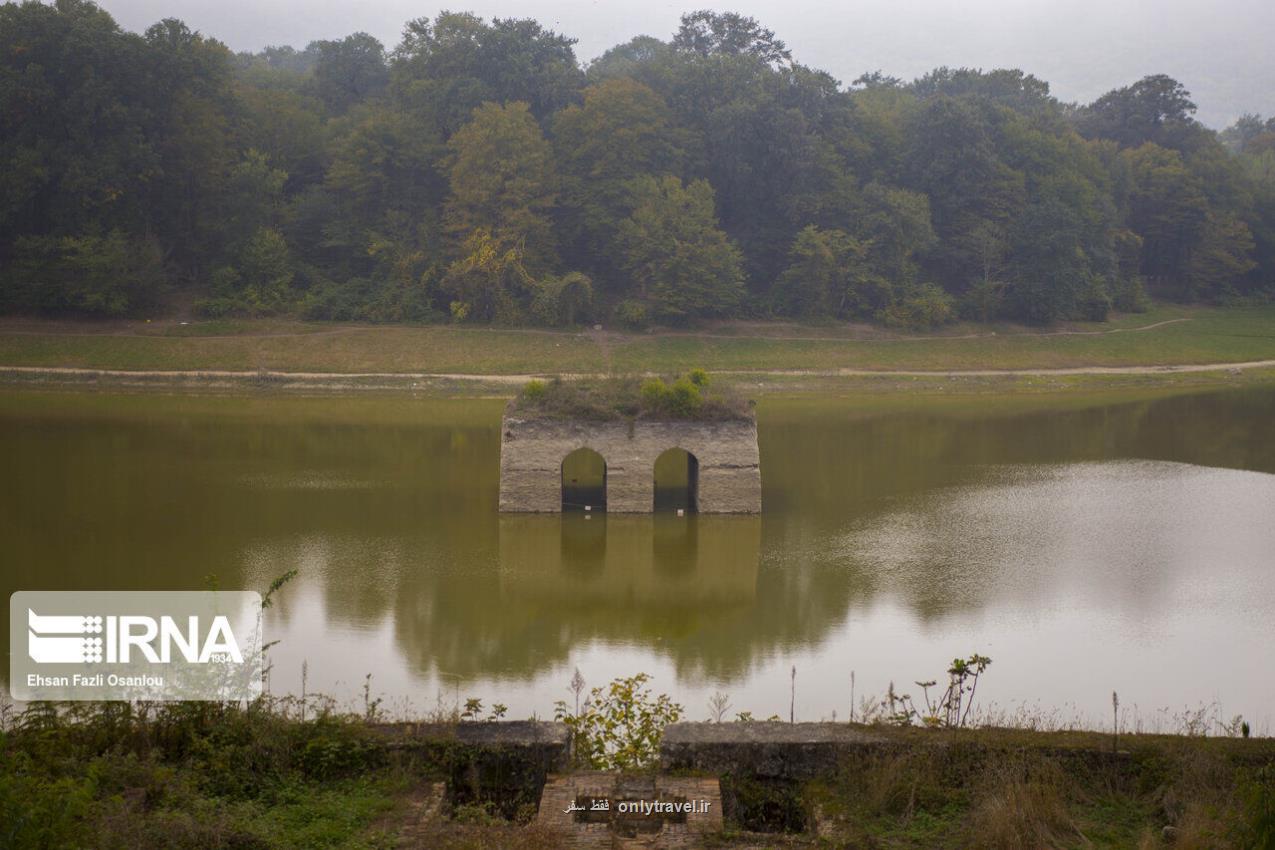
[498,413,762,513]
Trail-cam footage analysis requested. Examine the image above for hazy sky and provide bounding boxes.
[97,0,1275,127]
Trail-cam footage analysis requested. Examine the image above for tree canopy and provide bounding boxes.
[1,3,1272,326]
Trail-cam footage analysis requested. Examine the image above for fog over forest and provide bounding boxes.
[5,0,1274,328]
[97,0,1275,127]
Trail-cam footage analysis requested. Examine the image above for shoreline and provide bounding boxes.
[3,359,1275,397]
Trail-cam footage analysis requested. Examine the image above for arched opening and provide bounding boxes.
[561,448,606,511]
[653,448,699,513]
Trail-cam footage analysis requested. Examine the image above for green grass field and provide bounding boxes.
[0,303,1272,376]
[608,304,1275,372]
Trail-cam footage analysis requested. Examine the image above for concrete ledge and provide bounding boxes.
[370,721,570,817]
[370,720,570,750]
[661,722,888,779]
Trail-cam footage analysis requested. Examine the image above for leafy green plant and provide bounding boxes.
[668,376,703,416]
[640,377,670,408]
[511,372,748,421]
[613,299,649,330]
[881,653,993,727]
[638,373,705,417]
[523,379,547,401]
[531,271,594,326]
[554,673,683,770]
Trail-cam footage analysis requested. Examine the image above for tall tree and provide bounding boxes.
[551,78,685,279]
[391,13,583,133]
[672,11,792,66]
[1123,143,1209,296]
[312,33,387,114]
[1077,75,1205,153]
[443,101,558,270]
[903,96,1026,294]
[616,176,744,321]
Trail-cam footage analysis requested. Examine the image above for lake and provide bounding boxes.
[2,385,1272,733]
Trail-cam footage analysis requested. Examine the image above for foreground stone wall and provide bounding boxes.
[499,414,762,513]
[370,721,569,818]
[660,722,888,780]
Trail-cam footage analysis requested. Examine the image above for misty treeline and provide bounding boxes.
[2,1,1274,327]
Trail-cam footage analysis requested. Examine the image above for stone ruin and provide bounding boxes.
[498,413,762,513]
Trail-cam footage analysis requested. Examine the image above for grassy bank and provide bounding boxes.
[610,304,1275,373]
[0,303,1272,376]
[3,701,1272,849]
[796,726,1275,849]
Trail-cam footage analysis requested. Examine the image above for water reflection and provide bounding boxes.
[1,387,1273,724]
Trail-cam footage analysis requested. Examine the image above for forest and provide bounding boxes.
[2,0,1275,328]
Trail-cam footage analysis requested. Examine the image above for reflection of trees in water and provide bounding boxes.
[761,388,1275,622]
[362,388,1275,684]
[5,388,1274,689]
[0,399,501,664]
[762,388,1275,531]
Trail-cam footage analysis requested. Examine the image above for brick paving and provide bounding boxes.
[536,771,723,849]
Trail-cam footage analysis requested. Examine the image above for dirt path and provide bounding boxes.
[639,316,1193,343]
[2,357,1273,388]
[0,316,1192,344]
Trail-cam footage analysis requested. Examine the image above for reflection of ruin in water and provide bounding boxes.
[499,514,760,610]
[9,388,1275,715]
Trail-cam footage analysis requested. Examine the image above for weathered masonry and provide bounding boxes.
[498,414,762,513]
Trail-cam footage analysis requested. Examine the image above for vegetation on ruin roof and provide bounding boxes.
[510,371,752,422]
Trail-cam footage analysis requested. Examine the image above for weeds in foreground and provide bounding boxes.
[401,820,563,850]
[964,756,1084,849]
[857,653,994,728]
[803,740,1275,850]
[0,698,406,849]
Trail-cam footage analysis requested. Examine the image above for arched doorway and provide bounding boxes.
[653,448,699,513]
[561,448,606,511]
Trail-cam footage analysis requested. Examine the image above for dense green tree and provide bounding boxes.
[1220,114,1271,153]
[313,33,387,114]
[1006,195,1103,323]
[0,0,158,238]
[532,271,594,326]
[391,13,582,133]
[671,11,792,66]
[2,3,1272,325]
[2,231,165,315]
[772,226,862,318]
[912,67,1059,120]
[587,36,673,82]
[774,184,936,322]
[1122,143,1210,295]
[438,227,536,323]
[235,85,325,184]
[903,96,1026,294]
[616,176,744,320]
[443,101,558,270]
[1186,211,1257,299]
[551,78,685,280]
[1077,74,1205,153]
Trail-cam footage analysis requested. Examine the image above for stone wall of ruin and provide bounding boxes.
[498,414,762,513]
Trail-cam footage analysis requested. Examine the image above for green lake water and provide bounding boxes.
[2,386,1273,731]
